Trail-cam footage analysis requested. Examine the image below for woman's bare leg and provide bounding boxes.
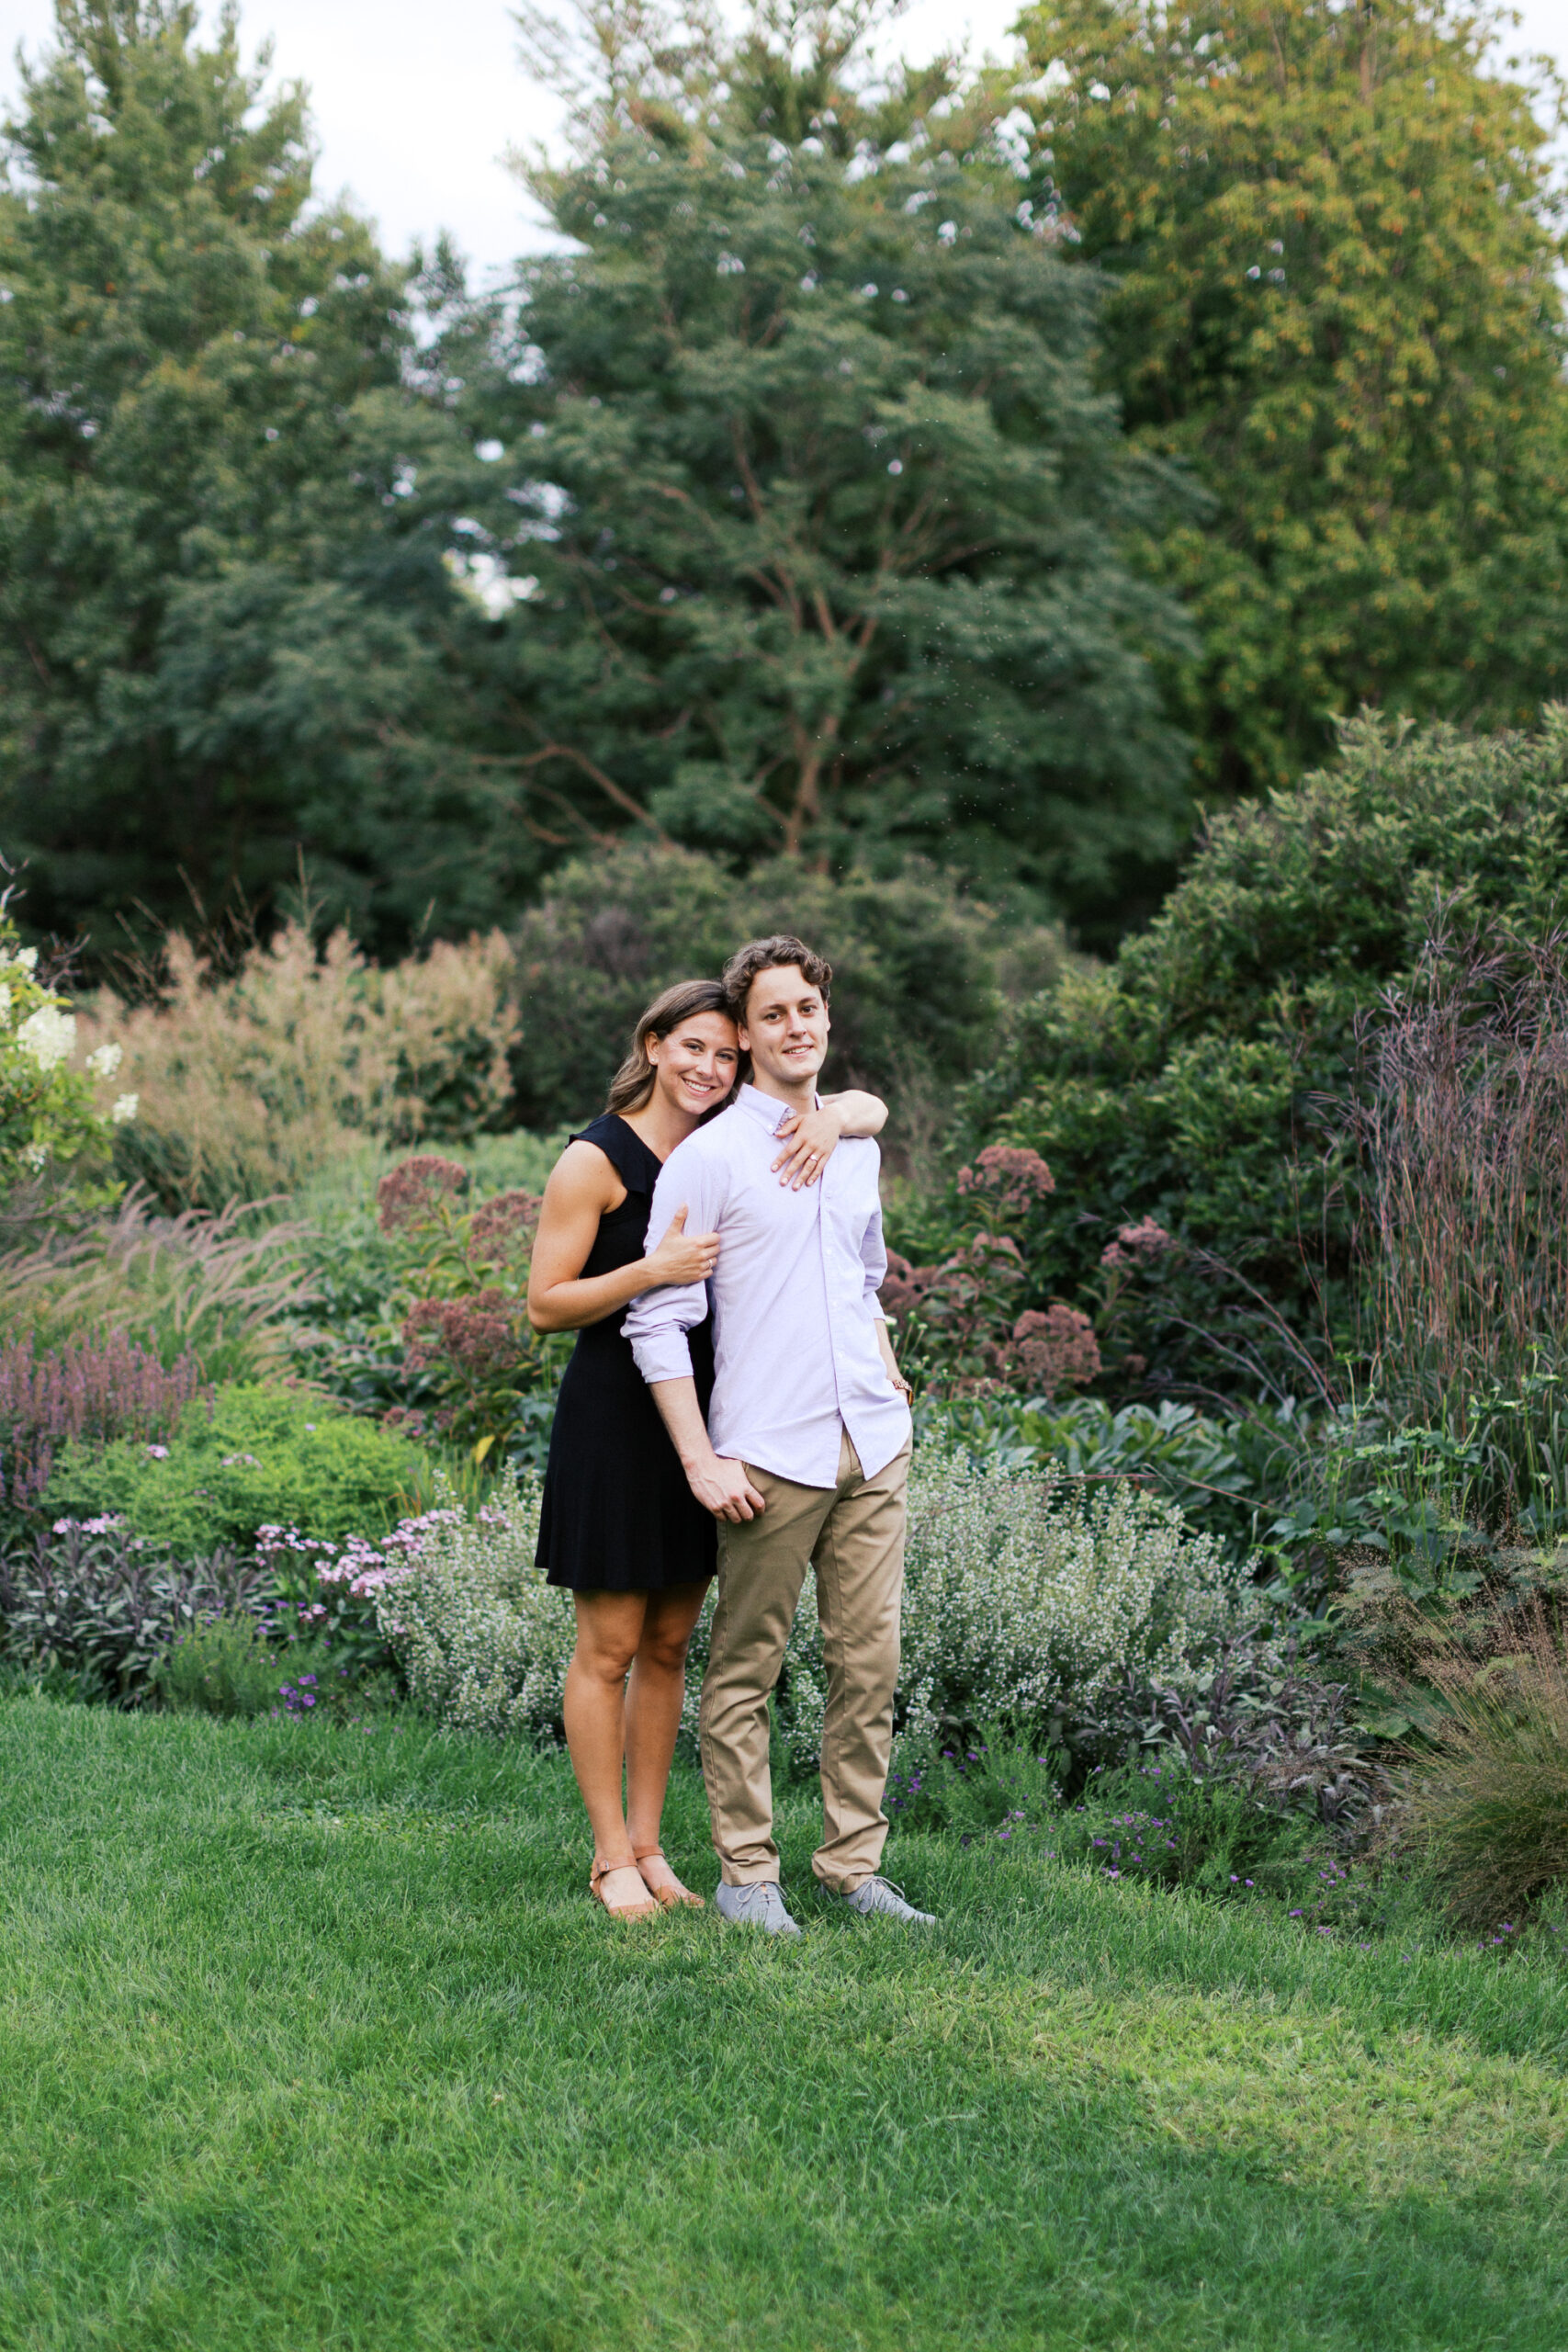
[563,1590,649,1909]
[625,1582,711,1895]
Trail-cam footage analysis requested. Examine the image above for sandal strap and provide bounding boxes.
[633,1845,665,1862]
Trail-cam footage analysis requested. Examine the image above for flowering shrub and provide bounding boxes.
[371,1472,577,1736]
[372,1156,556,1461]
[370,1457,1276,1774]
[0,1331,209,1514]
[0,910,132,1193]
[254,1512,438,1679]
[883,1146,1104,1397]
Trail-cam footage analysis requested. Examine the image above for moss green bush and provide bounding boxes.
[947,710,1568,1381]
[41,1384,429,1553]
[507,840,1068,1131]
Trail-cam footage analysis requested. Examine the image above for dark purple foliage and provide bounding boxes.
[0,1520,262,1705]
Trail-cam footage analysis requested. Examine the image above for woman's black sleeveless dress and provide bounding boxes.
[536,1114,717,1593]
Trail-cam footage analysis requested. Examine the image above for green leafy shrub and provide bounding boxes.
[155,1613,280,1718]
[947,711,1568,1381]
[40,1383,431,1554]
[378,1457,1282,1770]
[0,1521,261,1705]
[375,1471,574,1738]
[507,841,1063,1132]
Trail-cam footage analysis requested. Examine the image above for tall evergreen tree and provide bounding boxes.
[448,3,1197,940]
[0,2,518,957]
[1007,0,1568,797]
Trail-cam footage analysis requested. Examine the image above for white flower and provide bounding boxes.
[22,1141,50,1170]
[17,1001,75,1070]
[111,1091,139,1125]
[86,1041,123,1078]
[15,946,37,973]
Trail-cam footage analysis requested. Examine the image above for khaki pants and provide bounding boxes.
[699,1428,910,1894]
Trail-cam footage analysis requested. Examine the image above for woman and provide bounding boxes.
[527,978,888,1919]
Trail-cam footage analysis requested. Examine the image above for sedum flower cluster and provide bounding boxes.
[372,1454,1274,1768]
[0,917,134,1188]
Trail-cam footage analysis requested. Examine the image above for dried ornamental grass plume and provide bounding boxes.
[0,1190,315,1384]
[1381,1591,1568,1928]
[75,921,519,1210]
[376,1156,471,1233]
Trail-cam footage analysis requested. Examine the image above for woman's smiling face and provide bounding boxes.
[646,1010,740,1117]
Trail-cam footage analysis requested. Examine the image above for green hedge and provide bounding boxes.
[506,840,1068,1129]
[942,711,1568,1380]
[42,1385,429,1555]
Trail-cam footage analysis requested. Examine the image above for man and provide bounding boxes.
[623,935,932,1935]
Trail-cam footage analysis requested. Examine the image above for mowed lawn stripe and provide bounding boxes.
[2,1701,1566,2350]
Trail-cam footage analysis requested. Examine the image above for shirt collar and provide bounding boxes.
[737,1082,818,1134]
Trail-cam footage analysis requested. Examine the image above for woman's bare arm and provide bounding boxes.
[526,1141,719,1333]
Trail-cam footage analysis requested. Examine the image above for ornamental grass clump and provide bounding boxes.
[1387,1592,1568,1929]
[77,920,519,1211]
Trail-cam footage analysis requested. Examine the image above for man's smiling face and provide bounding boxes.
[737,964,830,1094]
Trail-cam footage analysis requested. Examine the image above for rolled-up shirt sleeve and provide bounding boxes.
[861,1199,889,1321]
[624,1146,722,1385]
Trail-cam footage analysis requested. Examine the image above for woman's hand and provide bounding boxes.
[644,1204,720,1287]
[771,1102,847,1190]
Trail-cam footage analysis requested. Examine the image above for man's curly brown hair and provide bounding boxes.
[721,934,833,1023]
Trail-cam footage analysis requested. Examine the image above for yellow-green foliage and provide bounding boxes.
[77,922,520,1209]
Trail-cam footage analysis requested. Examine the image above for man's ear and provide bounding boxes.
[736,1021,751,1054]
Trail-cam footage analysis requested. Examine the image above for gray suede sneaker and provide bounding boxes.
[714,1881,801,1936]
[840,1875,936,1926]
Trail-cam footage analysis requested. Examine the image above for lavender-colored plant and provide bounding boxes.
[0,1331,209,1511]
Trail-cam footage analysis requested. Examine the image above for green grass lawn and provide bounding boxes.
[3,1699,1567,2350]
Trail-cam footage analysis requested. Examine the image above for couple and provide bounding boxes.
[526,934,931,1935]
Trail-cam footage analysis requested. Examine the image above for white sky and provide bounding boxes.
[3,0,1567,281]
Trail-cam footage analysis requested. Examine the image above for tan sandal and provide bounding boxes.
[590,1855,660,1921]
[634,1845,705,1909]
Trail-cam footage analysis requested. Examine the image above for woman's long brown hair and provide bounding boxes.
[604,978,742,1115]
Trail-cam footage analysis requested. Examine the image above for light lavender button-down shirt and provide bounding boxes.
[624,1085,912,1488]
